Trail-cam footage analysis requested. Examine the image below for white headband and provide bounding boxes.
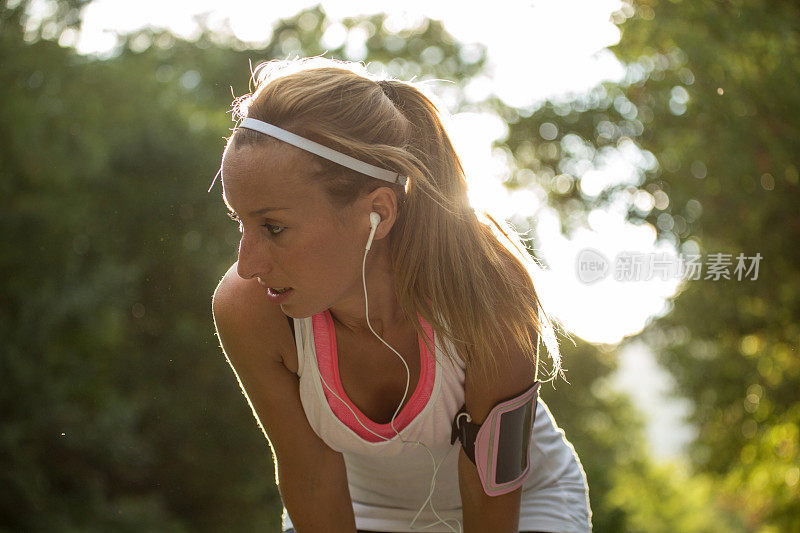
[237,117,408,187]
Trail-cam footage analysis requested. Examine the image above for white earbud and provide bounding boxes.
[366,211,381,251]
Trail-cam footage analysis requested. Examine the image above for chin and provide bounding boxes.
[279,301,317,320]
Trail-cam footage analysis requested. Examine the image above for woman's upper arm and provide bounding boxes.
[211,267,357,533]
[458,328,537,533]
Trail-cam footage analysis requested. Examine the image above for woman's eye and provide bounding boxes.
[227,212,284,236]
[265,223,285,235]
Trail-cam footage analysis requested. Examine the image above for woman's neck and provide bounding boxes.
[328,242,407,338]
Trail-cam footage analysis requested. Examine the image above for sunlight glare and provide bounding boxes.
[532,207,681,345]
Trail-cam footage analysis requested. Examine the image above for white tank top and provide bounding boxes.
[282,311,592,532]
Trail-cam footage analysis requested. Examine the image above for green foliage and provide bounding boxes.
[607,459,745,533]
[1,8,278,531]
[496,0,800,529]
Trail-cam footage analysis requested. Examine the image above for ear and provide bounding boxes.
[366,186,399,241]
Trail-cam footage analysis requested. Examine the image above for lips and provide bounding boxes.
[265,286,294,301]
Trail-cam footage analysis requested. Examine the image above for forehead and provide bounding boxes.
[221,141,327,212]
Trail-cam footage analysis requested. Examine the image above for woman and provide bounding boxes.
[212,57,591,533]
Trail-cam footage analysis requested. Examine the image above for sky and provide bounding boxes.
[59,0,692,458]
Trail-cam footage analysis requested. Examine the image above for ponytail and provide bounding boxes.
[381,80,562,380]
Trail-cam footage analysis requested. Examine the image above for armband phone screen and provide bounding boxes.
[495,401,535,483]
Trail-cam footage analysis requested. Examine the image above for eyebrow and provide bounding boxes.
[223,195,289,217]
[246,206,290,216]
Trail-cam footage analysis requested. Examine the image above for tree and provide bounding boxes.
[496,1,800,529]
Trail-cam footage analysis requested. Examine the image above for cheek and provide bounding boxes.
[302,228,362,285]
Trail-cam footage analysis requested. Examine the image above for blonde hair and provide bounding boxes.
[225,56,563,381]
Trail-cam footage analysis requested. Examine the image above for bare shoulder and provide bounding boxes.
[211,262,297,372]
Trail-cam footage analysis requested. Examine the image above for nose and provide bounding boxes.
[236,233,274,280]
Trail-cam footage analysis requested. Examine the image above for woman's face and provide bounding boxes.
[221,141,370,318]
